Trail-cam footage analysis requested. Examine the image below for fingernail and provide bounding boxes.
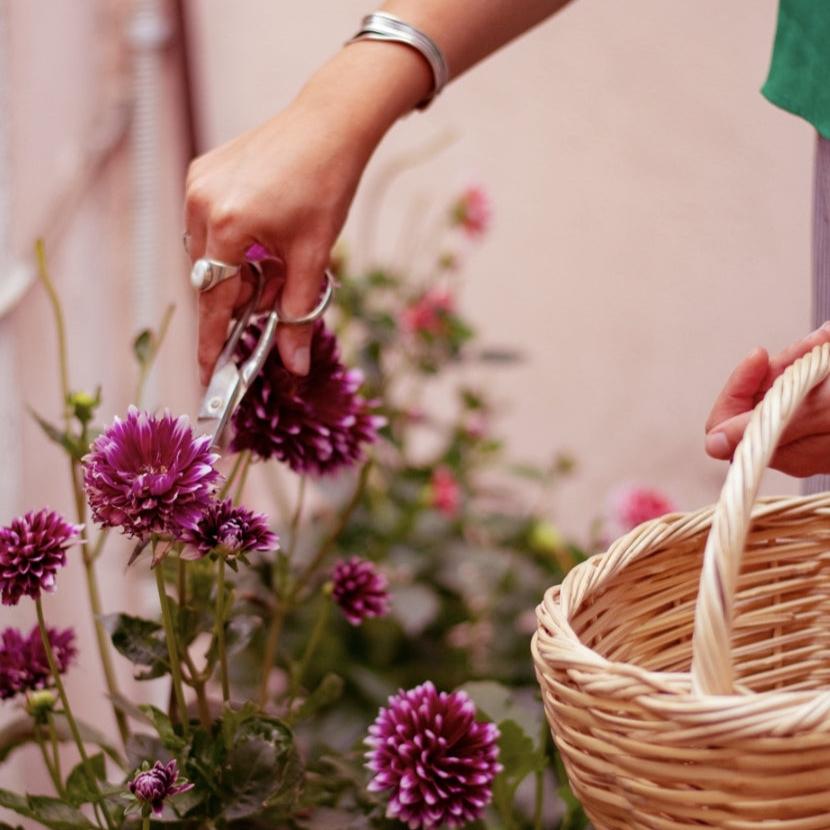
[705,432,730,458]
[291,346,310,376]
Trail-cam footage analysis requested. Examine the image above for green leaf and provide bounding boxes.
[132,328,153,366]
[0,788,97,829]
[460,681,542,740]
[291,673,344,723]
[222,715,303,820]
[65,753,106,806]
[103,613,169,679]
[27,407,87,461]
[138,705,187,752]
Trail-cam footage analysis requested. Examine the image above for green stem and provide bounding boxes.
[291,598,329,698]
[134,303,175,407]
[36,600,112,830]
[142,816,150,830]
[293,463,370,599]
[232,451,253,504]
[46,712,63,785]
[72,460,130,747]
[218,452,246,500]
[155,564,190,740]
[216,557,230,703]
[35,241,70,424]
[33,721,63,797]
[257,476,306,707]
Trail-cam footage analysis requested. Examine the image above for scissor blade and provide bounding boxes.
[198,361,243,447]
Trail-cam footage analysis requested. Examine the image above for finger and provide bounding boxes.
[769,322,830,377]
[275,249,328,376]
[769,434,830,477]
[197,229,252,385]
[183,178,208,263]
[704,347,769,434]
[704,410,751,460]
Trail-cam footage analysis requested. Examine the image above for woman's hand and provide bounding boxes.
[704,323,830,476]
[184,42,432,383]
[185,100,366,382]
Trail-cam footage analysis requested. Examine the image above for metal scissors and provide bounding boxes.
[197,262,335,446]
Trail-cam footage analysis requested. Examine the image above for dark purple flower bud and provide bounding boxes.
[365,682,502,829]
[180,498,278,560]
[230,321,384,475]
[0,509,80,605]
[0,625,76,700]
[330,557,390,626]
[129,759,193,816]
[83,407,219,540]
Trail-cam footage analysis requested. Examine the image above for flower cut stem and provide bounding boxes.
[36,599,114,830]
[155,564,191,740]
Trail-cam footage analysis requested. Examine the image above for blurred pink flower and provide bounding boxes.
[611,485,676,532]
[429,466,461,517]
[451,186,491,238]
[402,288,455,336]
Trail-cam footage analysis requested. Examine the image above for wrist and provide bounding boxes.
[294,41,432,151]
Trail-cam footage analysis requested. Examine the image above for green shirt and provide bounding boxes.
[763,0,830,139]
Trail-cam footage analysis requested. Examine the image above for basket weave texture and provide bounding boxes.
[532,344,830,829]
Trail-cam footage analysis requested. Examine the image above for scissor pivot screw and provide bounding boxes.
[208,396,223,412]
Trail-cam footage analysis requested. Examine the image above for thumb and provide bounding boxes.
[276,250,328,376]
[704,411,752,460]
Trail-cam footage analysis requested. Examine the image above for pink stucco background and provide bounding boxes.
[0,0,816,804]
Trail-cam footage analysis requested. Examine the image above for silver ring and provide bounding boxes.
[191,258,241,292]
[278,270,336,326]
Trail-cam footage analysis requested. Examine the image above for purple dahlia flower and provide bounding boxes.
[0,509,80,605]
[230,321,384,475]
[83,407,219,539]
[129,759,193,816]
[331,557,390,626]
[180,498,278,559]
[0,625,76,700]
[366,682,502,829]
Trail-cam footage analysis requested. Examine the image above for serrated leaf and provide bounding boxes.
[65,753,106,806]
[0,788,97,829]
[103,613,168,680]
[222,715,303,820]
[138,705,187,752]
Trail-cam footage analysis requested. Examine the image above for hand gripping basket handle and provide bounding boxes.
[690,342,830,695]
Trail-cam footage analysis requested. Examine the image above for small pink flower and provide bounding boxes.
[429,467,461,518]
[451,186,491,238]
[611,485,676,532]
[402,289,455,336]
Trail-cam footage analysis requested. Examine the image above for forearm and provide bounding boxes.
[294,0,573,154]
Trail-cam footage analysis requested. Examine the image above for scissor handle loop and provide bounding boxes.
[276,270,336,326]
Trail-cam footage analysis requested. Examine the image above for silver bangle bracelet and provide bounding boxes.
[348,11,449,110]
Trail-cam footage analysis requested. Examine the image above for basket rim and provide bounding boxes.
[534,492,830,734]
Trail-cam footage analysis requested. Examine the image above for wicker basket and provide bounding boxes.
[532,343,830,829]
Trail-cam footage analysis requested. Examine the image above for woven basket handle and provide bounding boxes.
[690,342,830,695]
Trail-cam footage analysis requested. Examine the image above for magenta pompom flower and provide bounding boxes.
[451,186,491,238]
[330,557,390,626]
[231,321,384,475]
[402,289,456,337]
[0,626,76,700]
[180,498,278,560]
[365,682,502,829]
[0,509,80,606]
[129,759,193,816]
[83,407,219,539]
[610,484,676,532]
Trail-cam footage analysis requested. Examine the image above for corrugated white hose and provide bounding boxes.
[128,0,171,409]
[0,0,21,521]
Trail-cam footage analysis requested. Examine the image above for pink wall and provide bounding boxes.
[0,0,814,809]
